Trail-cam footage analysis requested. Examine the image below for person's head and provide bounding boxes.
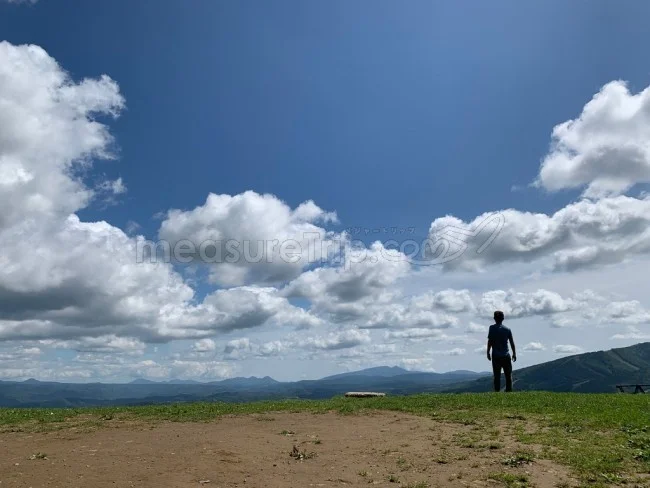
[494,310,504,324]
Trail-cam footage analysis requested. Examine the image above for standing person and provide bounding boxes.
[486,311,516,392]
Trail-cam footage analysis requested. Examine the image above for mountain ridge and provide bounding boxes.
[444,341,650,393]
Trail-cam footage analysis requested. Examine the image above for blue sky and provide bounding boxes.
[6,0,650,233]
[1,1,650,382]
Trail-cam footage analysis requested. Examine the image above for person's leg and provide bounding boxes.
[492,358,501,392]
[503,356,513,392]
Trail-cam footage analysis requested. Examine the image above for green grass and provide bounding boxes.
[502,450,535,467]
[396,456,412,471]
[2,392,650,484]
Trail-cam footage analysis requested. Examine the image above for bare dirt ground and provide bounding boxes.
[0,411,576,487]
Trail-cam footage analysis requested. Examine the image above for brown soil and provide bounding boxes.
[0,411,576,487]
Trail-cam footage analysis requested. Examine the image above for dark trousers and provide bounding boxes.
[492,355,513,392]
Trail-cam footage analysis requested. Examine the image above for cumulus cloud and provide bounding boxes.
[0,345,41,361]
[158,191,338,286]
[547,291,650,328]
[478,289,573,319]
[428,196,650,273]
[44,336,146,354]
[223,337,289,360]
[95,177,127,206]
[361,306,459,330]
[553,344,583,354]
[0,42,324,346]
[192,338,216,353]
[0,42,124,227]
[283,241,411,322]
[223,329,371,361]
[466,322,487,334]
[472,288,650,327]
[399,358,436,371]
[610,326,650,341]
[523,342,546,352]
[423,81,650,276]
[0,43,202,343]
[200,286,323,333]
[536,80,650,198]
[410,289,475,313]
[296,328,371,351]
[431,347,466,356]
[385,328,443,340]
[168,359,235,380]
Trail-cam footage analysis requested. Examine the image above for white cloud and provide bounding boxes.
[0,42,324,346]
[297,328,371,351]
[200,286,322,333]
[224,337,252,355]
[45,336,146,354]
[399,358,436,372]
[223,337,290,360]
[361,306,459,330]
[466,322,487,334]
[431,347,466,356]
[283,241,411,322]
[0,42,124,228]
[223,329,372,361]
[473,288,650,327]
[96,176,127,197]
[523,342,545,352]
[385,328,443,340]
[409,289,475,313]
[547,291,650,328]
[428,196,650,273]
[478,289,573,319]
[125,220,141,235]
[0,43,205,342]
[536,80,650,198]
[158,191,338,286]
[553,344,583,354]
[192,338,216,353]
[0,345,41,361]
[168,359,235,380]
[610,326,650,340]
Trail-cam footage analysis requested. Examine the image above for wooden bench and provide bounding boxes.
[616,384,650,393]
[344,392,386,398]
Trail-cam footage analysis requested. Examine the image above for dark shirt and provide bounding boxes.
[488,323,513,358]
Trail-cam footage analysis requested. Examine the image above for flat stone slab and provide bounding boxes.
[344,392,386,398]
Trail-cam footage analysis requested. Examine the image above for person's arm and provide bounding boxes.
[509,330,516,362]
[487,329,492,361]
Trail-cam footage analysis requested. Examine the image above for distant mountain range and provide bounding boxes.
[0,367,487,408]
[1,343,649,407]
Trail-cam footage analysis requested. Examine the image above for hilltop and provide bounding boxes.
[1,392,650,486]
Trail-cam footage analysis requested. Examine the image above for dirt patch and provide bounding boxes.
[0,411,576,487]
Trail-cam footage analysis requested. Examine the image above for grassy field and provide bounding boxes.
[2,392,650,486]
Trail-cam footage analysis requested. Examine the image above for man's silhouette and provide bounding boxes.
[486,311,516,392]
